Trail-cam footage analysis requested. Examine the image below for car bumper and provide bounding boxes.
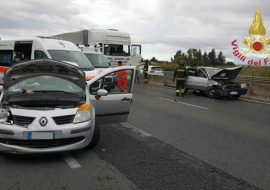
[0,119,95,154]
[215,88,248,97]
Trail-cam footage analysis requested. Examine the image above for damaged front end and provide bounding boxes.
[209,67,248,98]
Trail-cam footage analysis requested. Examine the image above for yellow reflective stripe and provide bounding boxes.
[176,90,180,92]
[177,69,185,71]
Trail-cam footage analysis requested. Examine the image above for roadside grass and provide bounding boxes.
[240,66,270,77]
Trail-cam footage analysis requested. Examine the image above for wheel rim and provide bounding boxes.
[209,89,215,96]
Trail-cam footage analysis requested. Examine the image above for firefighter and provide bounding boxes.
[173,60,187,97]
[117,61,128,92]
[143,60,149,83]
[187,63,197,76]
[135,64,140,83]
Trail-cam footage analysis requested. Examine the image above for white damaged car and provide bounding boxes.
[185,66,248,99]
[0,59,135,153]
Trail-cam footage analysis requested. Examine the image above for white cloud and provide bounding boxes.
[0,0,270,62]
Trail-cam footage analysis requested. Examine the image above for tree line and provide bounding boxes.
[149,48,235,67]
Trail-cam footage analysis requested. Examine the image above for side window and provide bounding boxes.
[0,50,13,66]
[90,69,134,95]
[196,70,207,78]
[34,50,48,59]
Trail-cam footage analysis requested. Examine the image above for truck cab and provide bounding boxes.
[50,29,143,67]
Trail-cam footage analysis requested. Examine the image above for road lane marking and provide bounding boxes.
[64,154,81,169]
[240,98,270,105]
[158,97,209,110]
[120,122,152,137]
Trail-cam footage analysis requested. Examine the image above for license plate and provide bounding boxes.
[230,91,238,95]
[28,132,55,140]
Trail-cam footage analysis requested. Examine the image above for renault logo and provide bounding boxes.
[39,117,48,126]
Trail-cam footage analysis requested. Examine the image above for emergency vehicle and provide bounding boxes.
[0,37,98,81]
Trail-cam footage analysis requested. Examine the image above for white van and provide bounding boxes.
[81,46,110,69]
[0,38,98,80]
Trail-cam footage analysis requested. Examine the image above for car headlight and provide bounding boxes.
[0,108,13,125]
[73,103,92,124]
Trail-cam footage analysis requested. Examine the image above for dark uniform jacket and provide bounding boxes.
[174,66,187,80]
[143,64,148,73]
[187,67,196,76]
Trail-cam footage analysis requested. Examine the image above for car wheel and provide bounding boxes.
[208,87,216,99]
[87,124,100,149]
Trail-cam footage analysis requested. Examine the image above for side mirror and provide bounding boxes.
[97,89,108,96]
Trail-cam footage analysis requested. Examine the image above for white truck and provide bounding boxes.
[50,29,142,67]
[0,38,99,80]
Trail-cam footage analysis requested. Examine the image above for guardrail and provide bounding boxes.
[236,75,270,83]
[141,72,270,102]
[163,71,270,84]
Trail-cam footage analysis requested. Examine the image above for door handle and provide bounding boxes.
[121,97,131,102]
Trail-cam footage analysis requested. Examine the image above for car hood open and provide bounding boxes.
[211,66,242,82]
[4,59,86,90]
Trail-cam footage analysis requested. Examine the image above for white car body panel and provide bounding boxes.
[0,61,135,153]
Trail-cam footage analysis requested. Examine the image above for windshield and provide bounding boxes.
[151,67,162,71]
[48,50,94,70]
[84,53,109,68]
[104,44,130,56]
[8,75,83,94]
[206,68,222,77]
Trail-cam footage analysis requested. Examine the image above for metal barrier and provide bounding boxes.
[144,72,270,101]
[163,71,270,84]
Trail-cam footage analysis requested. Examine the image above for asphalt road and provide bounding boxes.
[0,84,268,190]
[128,84,270,190]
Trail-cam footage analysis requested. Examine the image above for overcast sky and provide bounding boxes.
[0,0,269,62]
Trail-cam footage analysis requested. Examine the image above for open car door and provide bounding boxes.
[88,66,135,124]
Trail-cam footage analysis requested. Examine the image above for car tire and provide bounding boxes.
[208,87,216,99]
[87,124,100,149]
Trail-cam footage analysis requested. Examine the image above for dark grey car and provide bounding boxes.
[185,66,248,99]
